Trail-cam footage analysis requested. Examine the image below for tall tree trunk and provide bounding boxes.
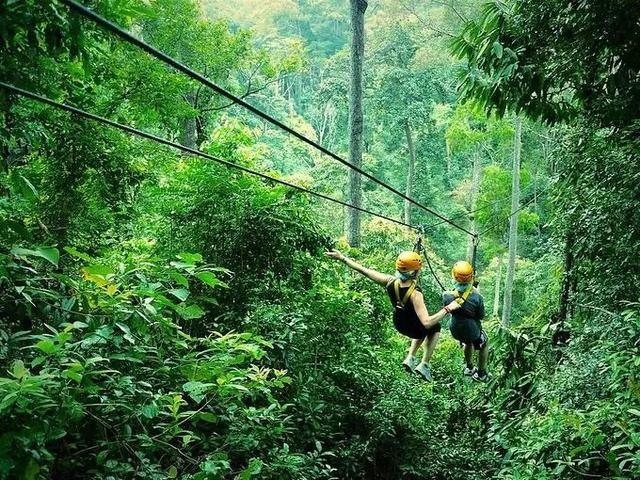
[443,138,452,190]
[346,0,367,247]
[181,92,197,149]
[404,120,416,225]
[467,147,481,260]
[492,253,503,318]
[501,117,522,327]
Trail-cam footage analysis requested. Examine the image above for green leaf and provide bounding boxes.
[183,381,214,403]
[168,288,190,302]
[11,246,60,266]
[64,246,94,262]
[168,466,178,479]
[12,360,27,379]
[492,41,503,59]
[65,370,83,383]
[176,304,205,320]
[36,339,57,354]
[83,264,113,276]
[17,174,39,201]
[170,272,189,287]
[195,271,226,288]
[238,459,263,480]
[177,252,203,264]
[197,412,218,423]
[96,450,108,466]
[628,408,640,417]
[24,459,40,480]
[141,403,159,419]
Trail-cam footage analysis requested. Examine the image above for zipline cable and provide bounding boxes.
[413,230,446,291]
[59,0,475,237]
[0,82,417,231]
[420,183,540,232]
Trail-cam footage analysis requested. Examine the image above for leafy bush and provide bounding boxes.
[0,246,332,479]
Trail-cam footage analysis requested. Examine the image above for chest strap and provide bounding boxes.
[394,279,417,308]
[452,284,474,305]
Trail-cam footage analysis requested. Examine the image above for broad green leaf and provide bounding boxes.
[168,288,190,302]
[24,459,40,480]
[238,459,263,480]
[18,175,38,200]
[195,271,226,288]
[11,246,59,266]
[12,360,27,379]
[176,304,205,320]
[183,381,214,403]
[177,252,203,264]
[36,339,57,354]
[64,246,94,262]
[83,264,113,276]
[168,466,178,479]
[197,412,218,423]
[141,403,159,419]
[492,41,503,59]
[96,450,108,466]
[170,272,189,287]
[65,370,83,383]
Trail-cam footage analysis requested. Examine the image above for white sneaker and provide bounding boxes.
[402,355,418,373]
[415,362,432,382]
[463,366,477,376]
[472,370,490,383]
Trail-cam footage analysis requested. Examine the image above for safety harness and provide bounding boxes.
[452,283,474,305]
[393,279,417,311]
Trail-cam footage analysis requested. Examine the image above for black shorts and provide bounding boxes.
[393,316,442,340]
[468,330,488,350]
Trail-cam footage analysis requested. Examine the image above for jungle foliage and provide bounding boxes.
[0,0,638,479]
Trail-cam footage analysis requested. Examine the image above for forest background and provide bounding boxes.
[0,0,639,479]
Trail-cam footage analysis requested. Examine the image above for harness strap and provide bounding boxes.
[453,284,474,305]
[394,279,417,308]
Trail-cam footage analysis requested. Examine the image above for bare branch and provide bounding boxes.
[201,77,282,113]
[398,0,456,38]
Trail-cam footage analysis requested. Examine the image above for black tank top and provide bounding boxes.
[385,280,422,323]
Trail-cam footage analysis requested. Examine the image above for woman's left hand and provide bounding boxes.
[325,249,345,261]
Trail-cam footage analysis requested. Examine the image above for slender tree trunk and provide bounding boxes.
[404,120,416,225]
[1,93,12,176]
[181,92,197,149]
[346,0,367,247]
[467,147,481,260]
[501,117,522,327]
[493,253,503,318]
[444,139,452,188]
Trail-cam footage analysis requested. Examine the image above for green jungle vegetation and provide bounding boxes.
[0,0,638,478]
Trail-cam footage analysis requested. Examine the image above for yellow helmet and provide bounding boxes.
[396,251,423,272]
[452,261,474,283]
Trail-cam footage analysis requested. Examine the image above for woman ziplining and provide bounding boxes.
[325,249,463,382]
[325,250,489,383]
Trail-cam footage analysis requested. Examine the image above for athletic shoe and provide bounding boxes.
[463,366,477,376]
[402,355,417,373]
[472,370,489,383]
[415,362,432,382]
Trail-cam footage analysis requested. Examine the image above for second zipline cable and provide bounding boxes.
[0,82,416,230]
[59,0,475,237]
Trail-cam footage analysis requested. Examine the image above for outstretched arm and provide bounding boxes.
[325,250,393,286]
[413,290,462,328]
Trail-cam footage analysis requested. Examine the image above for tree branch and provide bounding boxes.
[398,0,456,38]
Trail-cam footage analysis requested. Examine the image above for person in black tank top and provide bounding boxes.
[326,249,462,382]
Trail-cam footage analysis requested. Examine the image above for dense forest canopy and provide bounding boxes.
[0,0,638,479]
